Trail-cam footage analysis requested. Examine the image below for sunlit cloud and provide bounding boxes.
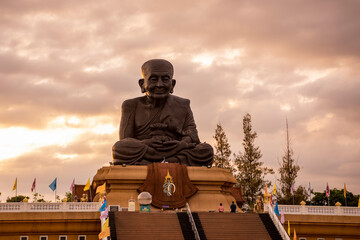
[192,53,215,67]
[280,104,292,112]
[293,68,333,87]
[305,113,334,132]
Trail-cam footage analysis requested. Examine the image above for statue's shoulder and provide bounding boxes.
[168,95,190,106]
[122,96,145,110]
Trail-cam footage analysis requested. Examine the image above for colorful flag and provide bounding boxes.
[98,227,110,239]
[102,218,109,231]
[70,178,75,192]
[31,178,36,193]
[83,178,90,192]
[287,220,290,236]
[293,228,297,240]
[326,183,330,198]
[358,197,360,208]
[265,184,268,195]
[273,182,276,195]
[49,178,57,191]
[13,178,17,191]
[274,202,280,216]
[290,183,294,196]
[270,193,273,207]
[100,207,109,219]
[307,182,311,196]
[99,199,107,212]
[96,182,106,194]
[344,183,347,198]
[280,210,285,224]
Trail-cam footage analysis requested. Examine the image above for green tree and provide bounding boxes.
[311,188,359,206]
[234,113,274,207]
[7,195,29,202]
[277,119,306,204]
[33,193,46,202]
[213,123,234,173]
[65,191,73,202]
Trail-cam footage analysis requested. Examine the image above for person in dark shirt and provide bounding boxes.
[230,201,237,213]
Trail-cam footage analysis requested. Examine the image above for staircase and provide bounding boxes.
[110,211,284,240]
[110,212,184,240]
[259,213,283,240]
[197,212,272,240]
[192,212,207,240]
[177,212,196,240]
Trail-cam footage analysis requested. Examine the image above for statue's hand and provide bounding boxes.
[157,140,196,152]
[141,139,163,149]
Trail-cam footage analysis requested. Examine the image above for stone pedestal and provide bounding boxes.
[92,165,237,212]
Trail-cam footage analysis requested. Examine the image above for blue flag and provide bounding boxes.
[49,178,57,191]
[99,199,107,212]
[274,202,280,216]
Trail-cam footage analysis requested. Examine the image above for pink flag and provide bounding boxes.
[326,183,330,198]
[31,178,36,193]
[100,207,109,219]
[290,184,294,196]
[70,178,75,192]
[280,210,285,224]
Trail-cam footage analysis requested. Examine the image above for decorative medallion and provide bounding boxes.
[163,169,176,196]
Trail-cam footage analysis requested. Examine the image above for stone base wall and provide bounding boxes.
[92,165,237,212]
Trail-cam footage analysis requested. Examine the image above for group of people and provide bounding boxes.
[218,201,237,213]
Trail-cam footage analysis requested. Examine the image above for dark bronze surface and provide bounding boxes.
[112,59,213,165]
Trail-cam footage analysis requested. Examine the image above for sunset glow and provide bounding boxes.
[1,0,359,202]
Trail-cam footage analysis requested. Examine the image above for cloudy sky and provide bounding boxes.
[1,0,359,202]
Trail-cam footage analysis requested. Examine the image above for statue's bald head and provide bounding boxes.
[141,59,174,78]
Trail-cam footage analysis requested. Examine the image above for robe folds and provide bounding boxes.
[112,95,213,166]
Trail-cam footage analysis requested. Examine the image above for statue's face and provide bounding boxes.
[140,65,175,99]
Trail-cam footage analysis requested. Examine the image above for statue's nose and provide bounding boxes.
[156,79,164,87]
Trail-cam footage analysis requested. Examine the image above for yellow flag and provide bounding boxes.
[344,183,347,198]
[287,220,290,236]
[13,178,17,191]
[358,197,360,208]
[273,182,276,195]
[293,228,297,240]
[102,218,109,231]
[265,184,268,195]
[98,227,110,238]
[96,182,106,194]
[83,178,90,191]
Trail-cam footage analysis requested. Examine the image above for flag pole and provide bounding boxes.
[89,187,93,202]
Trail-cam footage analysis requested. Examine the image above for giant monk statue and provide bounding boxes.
[112,59,213,166]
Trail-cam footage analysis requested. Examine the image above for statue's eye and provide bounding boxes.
[162,77,170,82]
[149,77,157,82]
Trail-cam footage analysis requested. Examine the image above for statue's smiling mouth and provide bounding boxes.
[152,87,168,93]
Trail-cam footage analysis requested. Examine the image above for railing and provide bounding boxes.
[186,202,200,240]
[266,203,290,240]
[279,204,360,216]
[0,202,100,212]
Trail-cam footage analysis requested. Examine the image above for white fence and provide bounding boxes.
[0,202,100,212]
[278,204,360,216]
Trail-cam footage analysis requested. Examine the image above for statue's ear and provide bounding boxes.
[170,79,176,94]
[138,79,145,93]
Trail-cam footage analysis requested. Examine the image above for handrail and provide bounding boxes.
[186,202,200,240]
[266,203,290,240]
